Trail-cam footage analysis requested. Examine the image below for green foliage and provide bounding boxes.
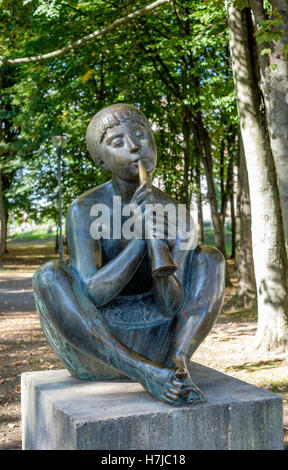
[233,0,287,54]
[233,0,249,10]
[261,48,272,55]
[1,0,238,224]
[256,8,284,44]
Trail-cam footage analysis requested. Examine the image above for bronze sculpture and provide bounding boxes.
[33,103,225,406]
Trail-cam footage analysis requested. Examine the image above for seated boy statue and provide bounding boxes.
[33,103,225,406]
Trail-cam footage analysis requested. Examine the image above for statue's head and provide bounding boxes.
[86,103,157,182]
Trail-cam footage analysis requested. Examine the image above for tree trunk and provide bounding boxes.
[230,191,236,260]
[0,72,4,260]
[191,115,232,286]
[250,0,288,254]
[219,138,226,221]
[3,209,8,254]
[182,112,191,211]
[192,117,227,257]
[0,173,7,259]
[55,226,59,254]
[227,2,288,352]
[195,157,204,245]
[226,146,236,258]
[237,133,257,309]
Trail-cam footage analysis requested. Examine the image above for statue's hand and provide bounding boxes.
[130,182,154,240]
[130,185,177,245]
[147,205,177,246]
[130,181,154,207]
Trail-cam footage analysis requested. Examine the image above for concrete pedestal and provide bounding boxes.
[22,362,283,450]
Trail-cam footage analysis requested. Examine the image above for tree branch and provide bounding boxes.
[62,2,90,17]
[138,40,182,99]
[1,0,172,66]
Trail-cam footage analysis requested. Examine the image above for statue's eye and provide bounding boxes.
[111,137,123,147]
[135,129,144,138]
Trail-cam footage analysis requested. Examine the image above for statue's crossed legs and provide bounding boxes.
[33,245,225,405]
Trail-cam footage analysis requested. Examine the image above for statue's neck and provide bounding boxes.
[111,176,138,204]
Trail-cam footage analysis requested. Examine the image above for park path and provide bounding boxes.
[0,241,60,450]
[0,272,35,314]
[0,240,287,449]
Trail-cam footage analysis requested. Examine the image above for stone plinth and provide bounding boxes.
[22,362,283,450]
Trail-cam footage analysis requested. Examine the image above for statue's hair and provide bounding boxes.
[86,103,150,170]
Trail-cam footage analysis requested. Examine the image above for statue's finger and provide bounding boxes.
[136,190,152,202]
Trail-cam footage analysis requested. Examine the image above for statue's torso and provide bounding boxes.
[66,181,176,295]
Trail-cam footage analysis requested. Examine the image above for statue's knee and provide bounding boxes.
[194,245,225,265]
[186,245,225,298]
[33,261,62,291]
[197,245,225,293]
[192,245,225,277]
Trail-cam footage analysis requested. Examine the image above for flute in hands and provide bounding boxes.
[138,160,177,277]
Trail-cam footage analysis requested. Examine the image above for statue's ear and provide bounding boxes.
[87,143,110,172]
[98,159,109,171]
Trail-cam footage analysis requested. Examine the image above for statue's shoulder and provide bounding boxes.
[67,181,112,221]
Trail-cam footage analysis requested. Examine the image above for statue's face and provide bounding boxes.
[100,119,157,182]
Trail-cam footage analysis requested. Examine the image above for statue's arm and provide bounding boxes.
[85,239,146,306]
[66,203,146,307]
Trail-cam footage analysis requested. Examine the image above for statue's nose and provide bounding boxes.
[127,135,141,154]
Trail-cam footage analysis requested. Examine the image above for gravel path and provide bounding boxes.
[0,242,61,450]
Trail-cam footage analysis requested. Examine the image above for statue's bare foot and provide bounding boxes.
[143,366,191,406]
[153,367,205,406]
[164,359,206,404]
[184,377,206,404]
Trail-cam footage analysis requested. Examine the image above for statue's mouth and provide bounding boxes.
[131,157,146,168]
[133,154,154,168]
